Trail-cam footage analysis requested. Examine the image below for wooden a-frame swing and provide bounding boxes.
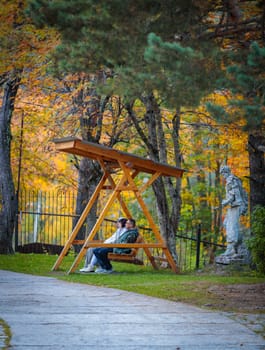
[52,137,184,274]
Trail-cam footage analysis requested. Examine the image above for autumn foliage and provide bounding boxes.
[1,0,264,257]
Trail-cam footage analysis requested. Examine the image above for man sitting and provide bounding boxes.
[93,218,138,274]
[79,217,127,273]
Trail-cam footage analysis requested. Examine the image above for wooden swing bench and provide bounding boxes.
[51,137,184,274]
[73,234,145,265]
[108,234,144,265]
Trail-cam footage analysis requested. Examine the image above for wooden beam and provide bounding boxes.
[67,172,130,274]
[118,160,179,272]
[54,137,184,178]
[83,242,166,248]
[162,248,180,273]
[98,158,132,218]
[119,161,163,243]
[139,171,161,194]
[51,173,108,271]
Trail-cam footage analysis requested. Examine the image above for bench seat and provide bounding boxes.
[108,234,144,265]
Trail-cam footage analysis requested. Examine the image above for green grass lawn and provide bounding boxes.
[0,253,264,313]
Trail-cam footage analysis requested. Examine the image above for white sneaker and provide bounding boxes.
[79,265,94,273]
[95,267,106,273]
[95,268,113,274]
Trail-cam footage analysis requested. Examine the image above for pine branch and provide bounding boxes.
[198,16,262,41]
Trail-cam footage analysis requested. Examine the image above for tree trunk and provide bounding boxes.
[0,72,21,254]
[214,161,223,240]
[248,132,265,212]
[71,73,106,252]
[164,112,182,262]
[73,158,101,252]
[139,95,182,263]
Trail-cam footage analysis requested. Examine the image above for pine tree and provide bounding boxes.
[27,0,264,260]
[207,42,265,210]
[27,0,221,261]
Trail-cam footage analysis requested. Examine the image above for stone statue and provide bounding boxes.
[216,166,248,264]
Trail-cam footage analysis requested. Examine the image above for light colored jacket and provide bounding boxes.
[104,227,127,244]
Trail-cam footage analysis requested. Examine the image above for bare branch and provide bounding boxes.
[125,102,150,150]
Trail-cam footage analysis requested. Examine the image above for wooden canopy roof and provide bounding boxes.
[53,137,184,178]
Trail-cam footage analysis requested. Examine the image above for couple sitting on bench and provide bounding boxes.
[79,218,139,274]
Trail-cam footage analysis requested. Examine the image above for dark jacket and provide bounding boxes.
[113,228,139,254]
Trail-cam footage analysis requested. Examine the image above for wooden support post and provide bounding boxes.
[142,246,158,270]
[67,171,130,274]
[98,159,132,218]
[119,162,163,242]
[119,161,179,273]
[162,248,180,273]
[118,161,180,272]
[51,173,108,271]
[139,172,161,194]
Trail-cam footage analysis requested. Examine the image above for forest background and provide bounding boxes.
[0,1,264,268]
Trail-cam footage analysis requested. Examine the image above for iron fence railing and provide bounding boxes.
[16,189,225,272]
[17,189,77,246]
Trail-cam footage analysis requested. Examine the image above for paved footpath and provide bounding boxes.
[0,270,264,350]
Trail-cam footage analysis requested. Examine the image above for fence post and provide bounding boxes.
[196,223,201,269]
[14,197,19,251]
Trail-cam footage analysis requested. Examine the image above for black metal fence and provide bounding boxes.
[16,189,225,271]
[175,226,226,271]
[17,189,77,247]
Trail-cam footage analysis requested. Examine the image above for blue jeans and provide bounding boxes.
[93,248,113,270]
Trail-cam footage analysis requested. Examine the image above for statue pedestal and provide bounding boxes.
[215,254,246,265]
[215,243,250,265]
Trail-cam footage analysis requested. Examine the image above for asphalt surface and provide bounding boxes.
[0,270,264,350]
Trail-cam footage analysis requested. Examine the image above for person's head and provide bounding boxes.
[220,165,231,178]
[125,218,136,229]
[117,217,127,228]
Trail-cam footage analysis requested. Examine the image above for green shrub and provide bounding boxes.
[247,205,265,274]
